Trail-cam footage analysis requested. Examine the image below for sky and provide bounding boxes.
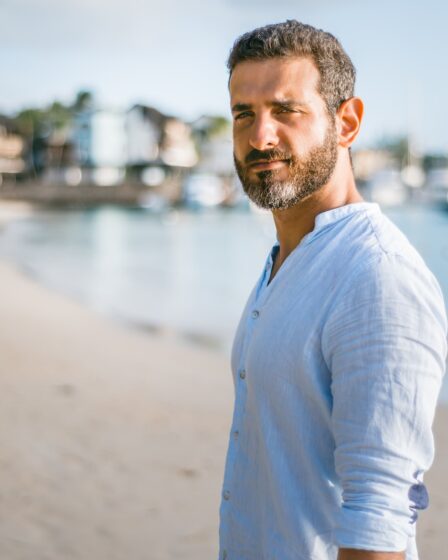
[1,0,447,152]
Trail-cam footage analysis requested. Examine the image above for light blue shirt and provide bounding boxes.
[219,202,447,560]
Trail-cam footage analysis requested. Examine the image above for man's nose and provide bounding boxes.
[248,115,279,151]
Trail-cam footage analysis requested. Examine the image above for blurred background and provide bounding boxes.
[0,1,447,558]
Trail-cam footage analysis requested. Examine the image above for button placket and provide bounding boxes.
[220,245,282,556]
[222,363,248,507]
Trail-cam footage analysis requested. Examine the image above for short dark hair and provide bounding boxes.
[227,20,356,115]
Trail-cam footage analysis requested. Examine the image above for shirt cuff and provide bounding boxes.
[334,506,415,551]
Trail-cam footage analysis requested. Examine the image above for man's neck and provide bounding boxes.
[270,171,363,282]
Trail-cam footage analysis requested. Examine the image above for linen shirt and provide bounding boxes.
[219,202,447,560]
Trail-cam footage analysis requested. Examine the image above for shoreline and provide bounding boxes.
[6,254,227,353]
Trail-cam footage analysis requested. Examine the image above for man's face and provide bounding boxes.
[230,57,339,210]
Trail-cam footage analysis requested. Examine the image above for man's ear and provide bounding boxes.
[336,97,364,148]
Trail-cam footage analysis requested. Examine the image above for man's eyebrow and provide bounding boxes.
[231,99,309,113]
[231,102,252,113]
[271,99,309,109]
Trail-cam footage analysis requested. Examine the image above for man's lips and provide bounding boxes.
[248,159,288,171]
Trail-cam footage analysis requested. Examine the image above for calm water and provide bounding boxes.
[1,203,447,401]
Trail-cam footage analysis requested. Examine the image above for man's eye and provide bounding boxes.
[277,107,295,113]
[235,112,251,120]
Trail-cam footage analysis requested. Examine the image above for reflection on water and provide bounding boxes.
[0,203,447,398]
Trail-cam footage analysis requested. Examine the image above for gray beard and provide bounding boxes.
[234,124,338,210]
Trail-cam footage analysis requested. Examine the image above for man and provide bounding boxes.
[219,20,447,560]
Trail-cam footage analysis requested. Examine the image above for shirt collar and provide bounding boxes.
[314,202,379,229]
[271,202,380,250]
[303,202,380,245]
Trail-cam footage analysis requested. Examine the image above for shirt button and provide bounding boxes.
[222,550,228,560]
[251,309,260,319]
[233,430,239,439]
[223,490,230,501]
[239,369,246,380]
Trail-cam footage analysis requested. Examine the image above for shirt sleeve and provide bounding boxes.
[322,251,447,551]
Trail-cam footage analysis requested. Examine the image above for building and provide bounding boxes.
[0,116,26,184]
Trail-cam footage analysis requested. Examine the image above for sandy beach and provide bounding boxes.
[0,208,446,559]
[0,259,232,559]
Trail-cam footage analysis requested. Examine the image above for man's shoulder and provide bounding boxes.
[362,208,423,263]
[329,207,444,313]
[337,205,428,279]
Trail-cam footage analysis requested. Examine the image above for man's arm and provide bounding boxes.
[338,549,405,560]
[322,252,447,553]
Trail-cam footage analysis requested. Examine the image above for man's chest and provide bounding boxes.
[231,280,333,397]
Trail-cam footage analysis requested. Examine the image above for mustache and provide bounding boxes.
[244,148,292,165]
